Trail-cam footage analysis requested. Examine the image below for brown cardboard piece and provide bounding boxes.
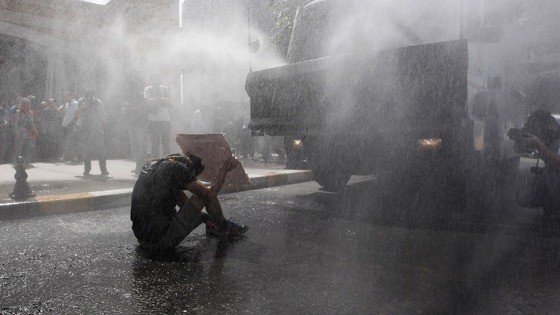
[175,134,250,187]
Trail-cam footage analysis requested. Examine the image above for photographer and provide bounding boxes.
[510,110,560,215]
[76,90,108,176]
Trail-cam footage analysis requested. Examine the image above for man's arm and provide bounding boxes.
[524,134,560,170]
[209,156,240,194]
[536,144,560,170]
[184,155,240,199]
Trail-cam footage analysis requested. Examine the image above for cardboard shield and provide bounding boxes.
[175,134,250,188]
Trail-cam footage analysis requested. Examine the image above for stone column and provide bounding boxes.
[44,45,69,100]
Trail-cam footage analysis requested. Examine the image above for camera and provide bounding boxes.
[507,127,534,154]
[508,109,558,154]
[507,127,527,143]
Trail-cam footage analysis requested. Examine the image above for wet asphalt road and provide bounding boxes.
[2,179,560,314]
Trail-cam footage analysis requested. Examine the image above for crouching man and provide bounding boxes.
[131,152,248,252]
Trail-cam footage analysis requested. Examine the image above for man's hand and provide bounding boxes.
[224,155,240,172]
[521,132,560,171]
[205,149,241,195]
[217,147,240,172]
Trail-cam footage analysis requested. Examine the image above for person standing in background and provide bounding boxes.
[32,99,45,161]
[76,90,109,176]
[4,95,22,164]
[0,101,9,163]
[144,79,171,157]
[6,95,22,124]
[123,85,149,174]
[12,98,38,166]
[60,92,80,162]
[41,98,63,161]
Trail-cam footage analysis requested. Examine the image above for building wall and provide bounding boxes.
[0,0,104,102]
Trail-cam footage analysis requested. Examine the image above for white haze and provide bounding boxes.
[21,0,560,149]
[87,9,284,134]
[327,0,461,54]
[315,0,560,118]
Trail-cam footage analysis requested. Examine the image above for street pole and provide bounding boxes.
[179,0,185,105]
[247,6,253,73]
[459,0,464,39]
[178,0,185,29]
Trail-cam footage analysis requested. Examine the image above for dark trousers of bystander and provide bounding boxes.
[39,132,62,161]
[81,132,108,175]
[61,126,80,161]
[239,128,254,159]
[13,132,34,165]
[0,125,10,163]
[147,120,171,157]
[129,126,147,174]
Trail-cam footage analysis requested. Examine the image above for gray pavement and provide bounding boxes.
[2,181,560,314]
[0,158,312,220]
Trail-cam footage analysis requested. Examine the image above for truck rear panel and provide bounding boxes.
[246,40,468,159]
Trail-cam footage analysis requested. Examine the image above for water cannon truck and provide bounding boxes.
[245,0,560,212]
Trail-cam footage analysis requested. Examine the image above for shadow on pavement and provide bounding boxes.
[134,236,248,263]
[76,175,112,181]
[135,244,205,263]
[289,179,560,314]
[302,176,560,238]
[131,237,252,313]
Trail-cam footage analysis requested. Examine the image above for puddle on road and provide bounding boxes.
[30,184,69,193]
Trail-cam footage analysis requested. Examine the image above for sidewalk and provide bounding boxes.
[0,158,313,220]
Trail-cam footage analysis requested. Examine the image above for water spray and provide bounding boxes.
[247,6,260,73]
[248,6,253,73]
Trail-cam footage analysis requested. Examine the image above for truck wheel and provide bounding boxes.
[312,163,351,192]
[304,137,351,191]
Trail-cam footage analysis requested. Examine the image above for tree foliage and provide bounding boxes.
[270,0,309,58]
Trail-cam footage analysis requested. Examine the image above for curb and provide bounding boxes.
[0,170,313,221]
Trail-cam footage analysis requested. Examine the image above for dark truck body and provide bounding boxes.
[245,0,560,220]
[246,39,471,190]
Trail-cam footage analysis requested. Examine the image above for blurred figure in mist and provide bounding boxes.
[76,89,109,176]
[260,136,285,163]
[60,91,80,163]
[144,79,171,157]
[238,116,254,160]
[0,100,9,163]
[11,98,38,166]
[41,98,63,161]
[4,95,23,163]
[10,94,34,116]
[31,99,45,161]
[223,120,236,150]
[123,85,149,175]
[191,109,210,133]
[515,110,560,219]
[6,95,22,123]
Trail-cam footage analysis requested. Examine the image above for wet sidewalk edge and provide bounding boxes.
[0,170,313,221]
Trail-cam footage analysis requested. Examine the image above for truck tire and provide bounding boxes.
[313,165,352,192]
[304,137,351,191]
